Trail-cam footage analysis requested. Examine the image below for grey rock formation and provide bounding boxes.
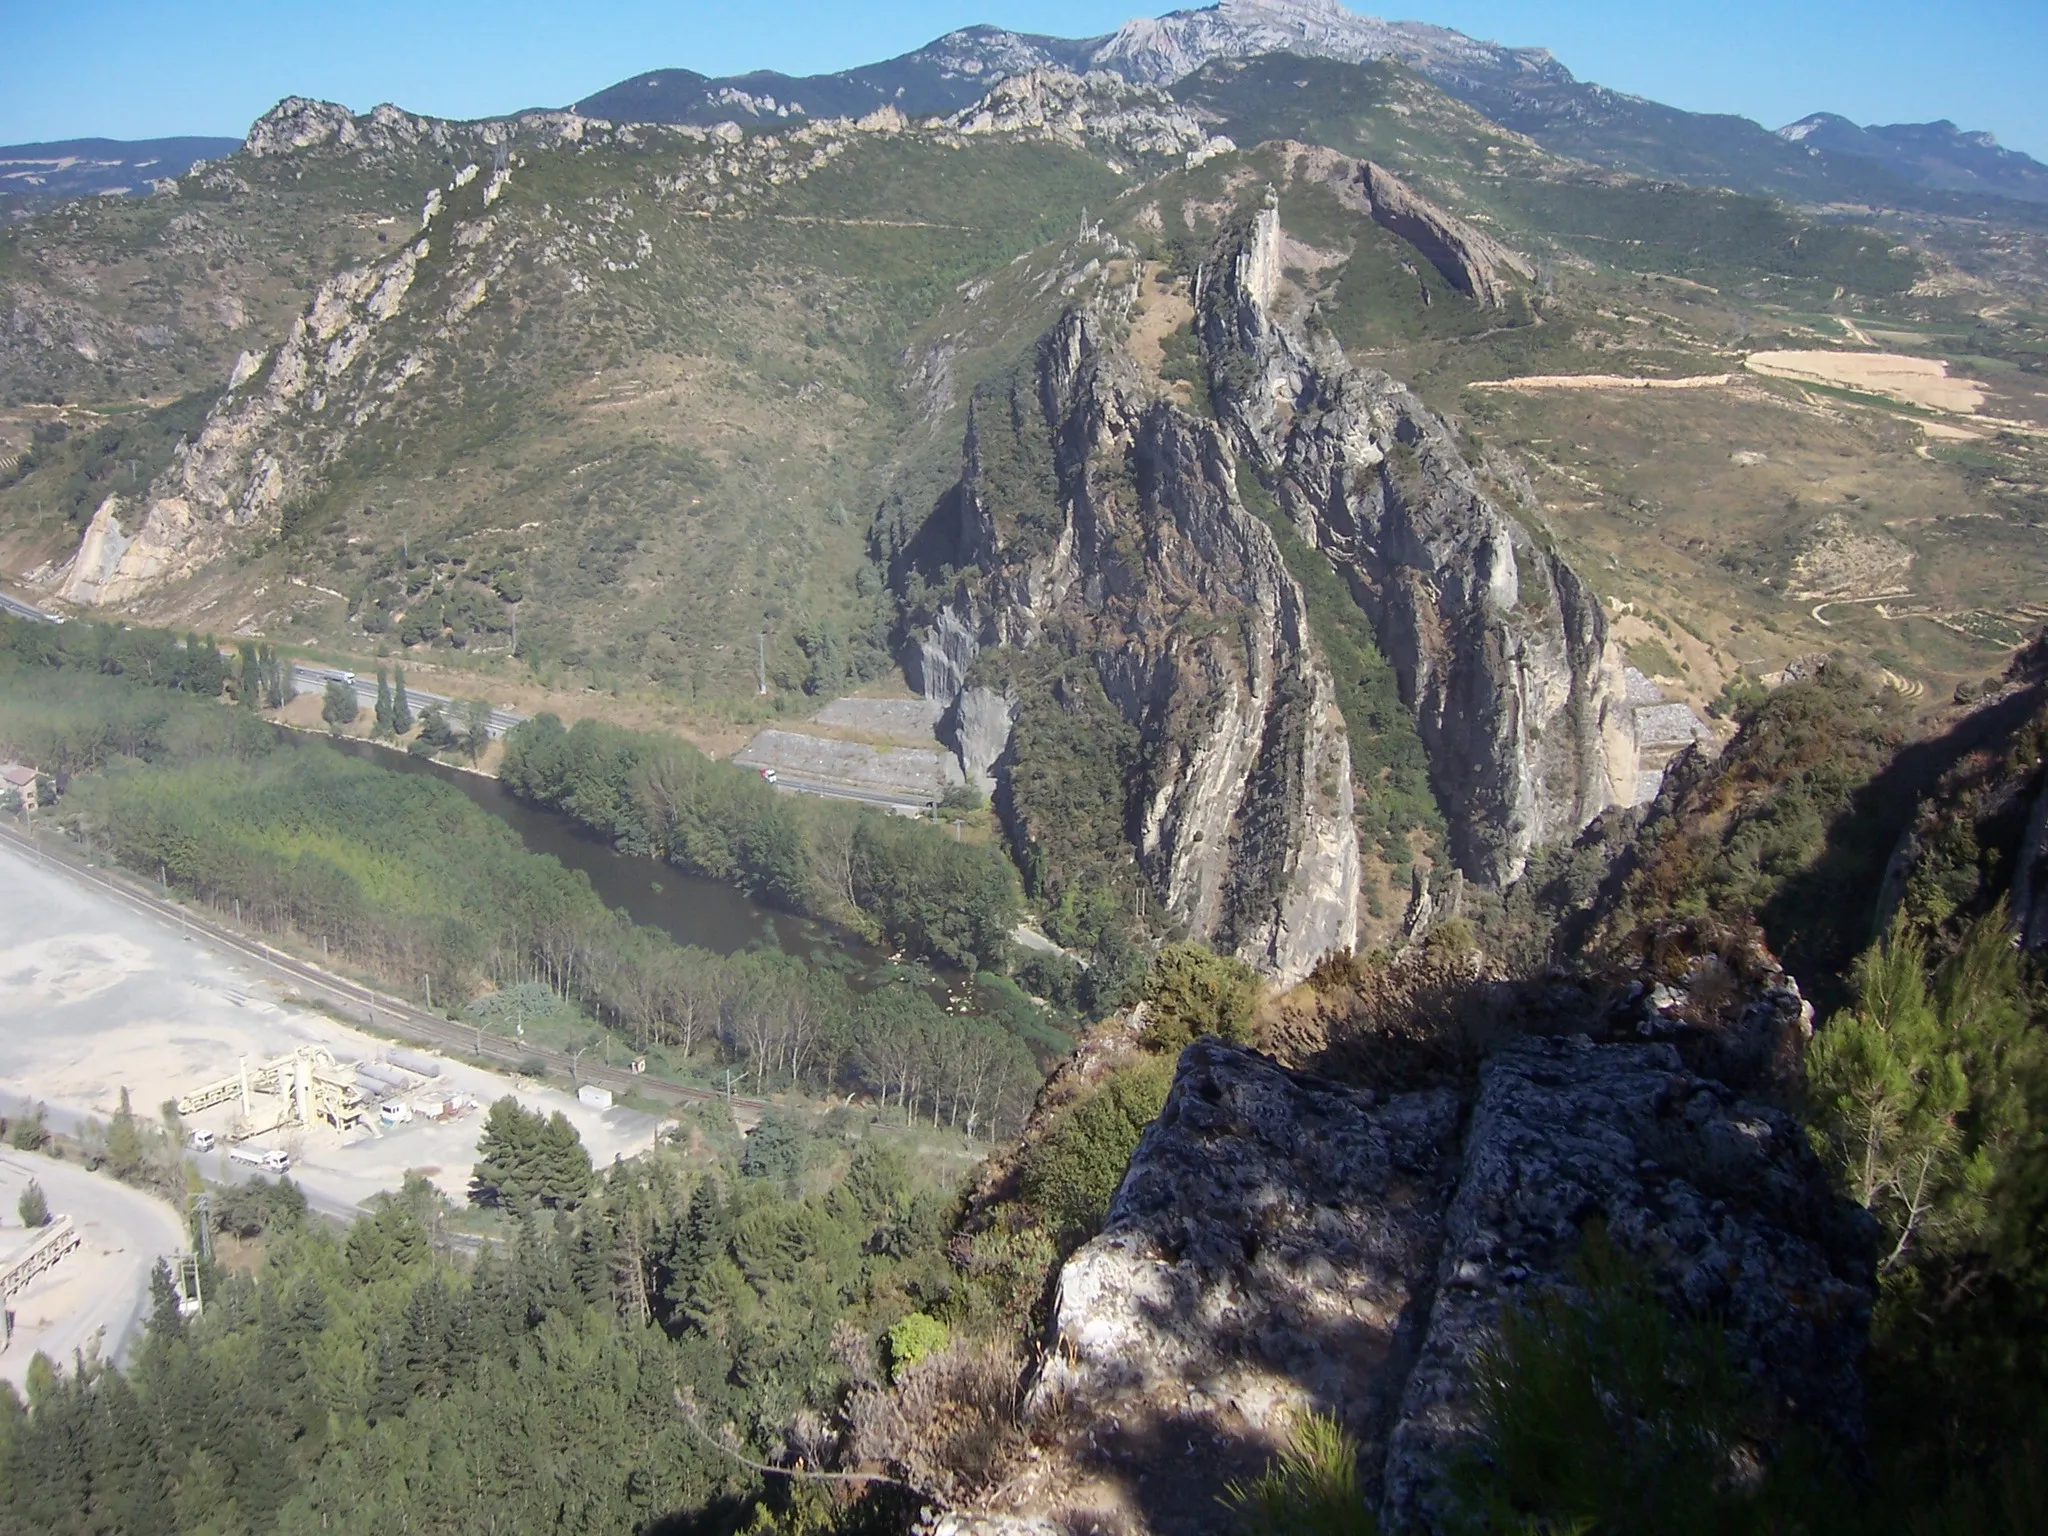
[1353,158,1533,308]
[1023,1034,1873,1534]
[1088,0,1538,89]
[1033,1040,1463,1516]
[945,684,1019,794]
[908,309,1361,980]
[1198,203,1635,882]
[943,69,1229,163]
[1380,1035,1871,1529]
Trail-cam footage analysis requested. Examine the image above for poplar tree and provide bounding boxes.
[374,668,394,736]
[392,667,414,734]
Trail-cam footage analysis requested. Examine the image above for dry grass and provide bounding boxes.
[845,1338,1032,1506]
[1744,350,1987,414]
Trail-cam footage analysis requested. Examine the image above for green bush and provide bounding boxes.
[17,1179,49,1229]
[1225,1410,1375,1536]
[1017,1057,1174,1240]
[1454,1229,1826,1535]
[1143,941,1260,1051]
[884,1311,950,1382]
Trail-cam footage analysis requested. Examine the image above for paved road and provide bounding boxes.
[0,591,60,625]
[0,825,770,1120]
[768,772,938,814]
[289,664,527,740]
[0,1151,186,1386]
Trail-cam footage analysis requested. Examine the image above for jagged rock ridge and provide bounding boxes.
[906,300,1361,982]
[1196,187,1633,882]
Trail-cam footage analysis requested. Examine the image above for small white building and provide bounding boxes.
[576,1084,614,1110]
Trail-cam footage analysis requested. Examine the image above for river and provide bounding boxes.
[308,734,900,980]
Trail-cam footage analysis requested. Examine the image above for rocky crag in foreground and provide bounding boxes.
[979,1011,1871,1534]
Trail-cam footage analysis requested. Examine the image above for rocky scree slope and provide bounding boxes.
[1195,179,1635,883]
[901,298,1361,982]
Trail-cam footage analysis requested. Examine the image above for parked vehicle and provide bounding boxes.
[228,1146,290,1174]
[189,1128,216,1152]
[379,1099,413,1125]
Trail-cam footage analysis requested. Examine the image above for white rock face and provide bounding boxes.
[908,310,1361,980]
[59,498,133,605]
[51,187,510,609]
[1199,193,1634,882]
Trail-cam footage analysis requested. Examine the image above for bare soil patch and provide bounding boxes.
[1744,350,1987,414]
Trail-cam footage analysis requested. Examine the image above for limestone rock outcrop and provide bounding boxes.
[1380,1035,1872,1529]
[1199,202,1634,882]
[1014,1034,1873,1534]
[50,164,518,610]
[1033,1040,1461,1506]
[905,309,1361,981]
[944,69,1227,162]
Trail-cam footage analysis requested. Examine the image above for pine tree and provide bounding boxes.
[662,1182,729,1332]
[374,668,394,737]
[17,1177,49,1228]
[391,667,414,734]
[105,1086,145,1182]
[541,1111,593,1208]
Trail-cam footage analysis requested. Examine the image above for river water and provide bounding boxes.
[308,734,893,978]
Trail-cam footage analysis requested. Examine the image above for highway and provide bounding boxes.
[0,591,61,625]
[289,663,527,740]
[0,823,770,1118]
[767,772,938,814]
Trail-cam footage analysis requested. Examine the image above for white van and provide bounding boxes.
[189,1128,216,1152]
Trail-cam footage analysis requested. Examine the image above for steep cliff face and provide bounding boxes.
[1197,198,1634,883]
[907,308,1360,980]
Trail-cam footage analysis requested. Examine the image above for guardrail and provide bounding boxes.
[1,1215,81,1299]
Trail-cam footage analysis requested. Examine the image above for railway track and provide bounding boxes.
[0,824,771,1116]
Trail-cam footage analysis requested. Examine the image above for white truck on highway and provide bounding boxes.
[228,1146,290,1174]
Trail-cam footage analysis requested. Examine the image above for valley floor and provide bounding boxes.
[0,837,667,1220]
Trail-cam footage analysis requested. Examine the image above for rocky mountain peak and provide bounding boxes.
[243,97,364,157]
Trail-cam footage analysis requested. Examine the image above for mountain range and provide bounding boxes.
[13,1,2047,214]
[0,135,240,212]
[587,0,2048,208]
[3,0,2046,964]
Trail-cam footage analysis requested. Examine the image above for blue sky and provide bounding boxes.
[4,1,2041,158]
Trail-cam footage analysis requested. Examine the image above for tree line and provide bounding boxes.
[500,713,1021,973]
[0,1125,975,1536]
